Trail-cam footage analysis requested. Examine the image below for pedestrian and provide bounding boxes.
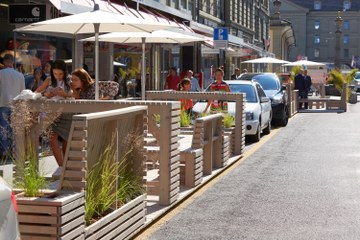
[31,67,44,92]
[294,69,306,109]
[0,54,25,158]
[43,60,53,79]
[36,60,72,177]
[304,69,313,106]
[203,68,231,114]
[186,70,201,92]
[178,78,193,115]
[164,67,180,90]
[231,68,241,80]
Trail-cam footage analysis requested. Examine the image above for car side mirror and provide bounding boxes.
[260,97,270,103]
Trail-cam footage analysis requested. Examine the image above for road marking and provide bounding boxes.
[134,118,293,240]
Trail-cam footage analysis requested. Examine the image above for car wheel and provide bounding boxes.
[279,107,288,127]
[250,124,261,142]
[263,119,271,135]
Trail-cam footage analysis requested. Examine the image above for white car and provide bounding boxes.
[193,80,272,142]
[0,177,20,240]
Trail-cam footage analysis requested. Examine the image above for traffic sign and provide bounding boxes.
[214,28,229,41]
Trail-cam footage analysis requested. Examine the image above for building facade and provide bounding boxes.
[271,0,360,66]
[0,0,274,90]
[269,0,296,61]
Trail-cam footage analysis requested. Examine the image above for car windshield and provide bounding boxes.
[252,75,280,90]
[355,73,360,80]
[228,84,257,103]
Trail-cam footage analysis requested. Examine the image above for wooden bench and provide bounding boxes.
[298,83,347,112]
[178,113,224,188]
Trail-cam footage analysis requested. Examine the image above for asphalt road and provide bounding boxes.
[146,103,360,240]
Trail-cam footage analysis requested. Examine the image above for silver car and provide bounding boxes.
[193,80,272,142]
[0,177,20,240]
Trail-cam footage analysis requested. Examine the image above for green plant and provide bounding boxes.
[85,136,118,225]
[117,133,144,205]
[327,69,355,102]
[346,68,358,83]
[153,114,160,124]
[180,110,191,127]
[290,66,301,82]
[85,133,145,225]
[223,114,234,128]
[14,143,47,197]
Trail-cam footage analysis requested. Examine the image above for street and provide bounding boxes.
[143,102,360,240]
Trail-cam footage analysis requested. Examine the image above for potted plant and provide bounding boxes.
[10,100,85,239]
[179,110,193,134]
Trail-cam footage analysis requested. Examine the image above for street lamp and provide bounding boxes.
[334,11,343,69]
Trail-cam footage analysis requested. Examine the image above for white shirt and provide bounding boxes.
[0,68,25,107]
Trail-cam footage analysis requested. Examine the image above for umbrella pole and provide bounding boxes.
[141,37,146,100]
[94,23,100,100]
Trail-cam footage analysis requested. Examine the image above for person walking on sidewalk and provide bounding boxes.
[304,70,312,109]
[294,69,306,109]
[0,54,25,158]
[164,67,180,91]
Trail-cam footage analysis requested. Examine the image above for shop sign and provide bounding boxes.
[9,4,46,24]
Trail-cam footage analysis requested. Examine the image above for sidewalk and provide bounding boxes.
[145,103,360,240]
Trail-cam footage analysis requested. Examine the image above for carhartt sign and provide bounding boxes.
[9,4,46,24]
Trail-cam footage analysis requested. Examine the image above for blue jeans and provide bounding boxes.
[0,107,11,155]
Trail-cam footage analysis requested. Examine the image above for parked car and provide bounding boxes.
[239,73,289,126]
[0,177,20,240]
[192,80,272,142]
[351,71,360,92]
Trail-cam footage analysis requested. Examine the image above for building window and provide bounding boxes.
[343,35,349,44]
[343,1,351,10]
[344,20,350,30]
[314,20,320,30]
[344,48,349,58]
[314,35,320,44]
[314,1,321,10]
[314,48,320,58]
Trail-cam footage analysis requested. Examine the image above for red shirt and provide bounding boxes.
[165,75,180,90]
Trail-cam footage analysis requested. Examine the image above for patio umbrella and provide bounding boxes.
[283,60,326,67]
[242,57,290,64]
[15,4,175,99]
[80,29,206,99]
[64,59,126,67]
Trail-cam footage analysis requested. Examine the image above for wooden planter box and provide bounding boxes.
[84,194,146,240]
[224,127,235,155]
[17,191,85,240]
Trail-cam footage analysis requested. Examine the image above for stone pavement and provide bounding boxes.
[145,102,360,240]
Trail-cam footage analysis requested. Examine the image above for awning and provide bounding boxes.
[49,0,184,31]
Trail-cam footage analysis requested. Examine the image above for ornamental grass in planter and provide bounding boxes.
[10,100,85,240]
[223,114,235,156]
[84,133,146,240]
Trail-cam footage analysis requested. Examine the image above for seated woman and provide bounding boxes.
[71,68,119,100]
[36,60,72,99]
[35,60,72,175]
